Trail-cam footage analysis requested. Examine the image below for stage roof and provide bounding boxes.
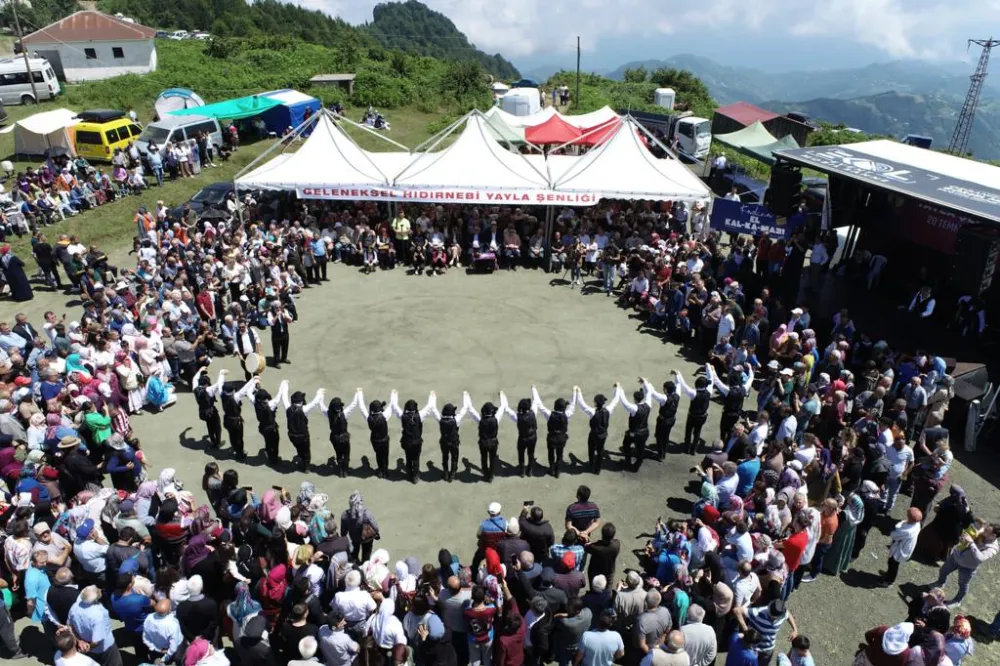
[774,140,1000,224]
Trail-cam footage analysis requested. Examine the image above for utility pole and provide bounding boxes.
[575,36,581,112]
[10,0,39,103]
[949,38,1000,156]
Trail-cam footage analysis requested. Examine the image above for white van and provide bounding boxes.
[135,114,223,155]
[168,30,190,40]
[0,57,60,105]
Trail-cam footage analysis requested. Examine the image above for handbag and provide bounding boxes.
[361,518,379,543]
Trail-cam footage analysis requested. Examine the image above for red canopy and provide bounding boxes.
[575,118,621,146]
[525,114,582,145]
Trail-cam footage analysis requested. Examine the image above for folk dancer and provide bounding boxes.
[505,396,538,477]
[220,377,256,460]
[532,386,575,478]
[392,391,437,483]
[248,378,288,465]
[707,363,754,440]
[282,387,325,471]
[322,390,362,477]
[358,391,393,478]
[647,379,680,460]
[430,393,471,482]
[574,386,621,474]
[617,380,653,471]
[674,369,713,454]
[468,393,507,482]
[192,367,225,449]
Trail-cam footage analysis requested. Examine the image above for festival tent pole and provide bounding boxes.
[545,206,555,272]
[232,108,325,226]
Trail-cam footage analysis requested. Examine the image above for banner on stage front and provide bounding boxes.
[297,186,602,206]
[709,198,799,239]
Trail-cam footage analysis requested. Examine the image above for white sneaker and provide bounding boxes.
[801,574,818,583]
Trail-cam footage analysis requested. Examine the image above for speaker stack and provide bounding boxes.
[951,224,1000,295]
[766,161,803,217]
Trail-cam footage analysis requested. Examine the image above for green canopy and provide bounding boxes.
[169,94,282,120]
[713,121,799,165]
[740,134,801,165]
[483,106,526,145]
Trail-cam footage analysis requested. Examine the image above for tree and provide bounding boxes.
[806,121,880,147]
[622,66,648,83]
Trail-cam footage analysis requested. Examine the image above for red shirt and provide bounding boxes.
[780,530,809,572]
[495,600,525,666]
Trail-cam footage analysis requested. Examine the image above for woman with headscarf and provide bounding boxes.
[769,324,789,356]
[667,586,690,627]
[372,598,408,664]
[256,562,287,630]
[391,560,418,614]
[342,491,379,563]
[363,548,392,592]
[944,615,974,665]
[853,481,884,560]
[915,485,974,564]
[115,350,145,414]
[853,622,913,666]
[824,492,865,575]
[134,480,158,524]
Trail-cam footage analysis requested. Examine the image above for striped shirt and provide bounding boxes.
[746,606,787,653]
[566,501,601,532]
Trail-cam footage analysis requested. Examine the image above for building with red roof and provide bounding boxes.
[713,101,812,147]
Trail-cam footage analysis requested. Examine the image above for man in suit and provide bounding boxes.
[479,219,501,253]
[267,303,293,367]
[12,313,39,351]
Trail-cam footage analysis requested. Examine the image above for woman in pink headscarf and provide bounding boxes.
[769,323,788,356]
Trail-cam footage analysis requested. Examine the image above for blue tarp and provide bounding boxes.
[257,89,322,134]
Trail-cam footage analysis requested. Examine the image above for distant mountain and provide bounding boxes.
[607,54,997,105]
[763,92,1000,159]
[605,54,1000,158]
[364,1,519,80]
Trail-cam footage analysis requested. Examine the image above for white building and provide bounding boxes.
[22,10,157,83]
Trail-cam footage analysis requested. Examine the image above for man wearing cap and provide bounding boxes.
[472,502,507,574]
[73,520,109,588]
[69,585,122,666]
[32,522,72,570]
[319,608,359,666]
[58,436,102,500]
[114,500,150,542]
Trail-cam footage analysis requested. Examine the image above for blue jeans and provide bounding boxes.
[602,262,616,292]
[152,166,164,187]
[884,475,903,512]
[934,554,976,603]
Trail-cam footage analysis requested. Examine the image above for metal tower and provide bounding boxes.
[949,38,1000,156]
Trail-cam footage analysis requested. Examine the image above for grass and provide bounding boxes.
[2,100,444,267]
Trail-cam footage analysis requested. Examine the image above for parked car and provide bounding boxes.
[168,30,190,40]
[135,114,223,156]
[192,31,211,40]
[155,30,169,39]
[168,181,235,221]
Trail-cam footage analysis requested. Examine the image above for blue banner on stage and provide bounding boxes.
[709,198,800,239]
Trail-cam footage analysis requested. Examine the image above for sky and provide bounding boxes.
[297,0,1000,73]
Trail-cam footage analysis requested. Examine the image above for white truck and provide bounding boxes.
[624,109,712,161]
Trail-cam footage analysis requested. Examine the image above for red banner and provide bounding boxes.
[892,200,981,254]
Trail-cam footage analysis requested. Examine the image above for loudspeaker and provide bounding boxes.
[951,225,1000,295]
[766,162,802,217]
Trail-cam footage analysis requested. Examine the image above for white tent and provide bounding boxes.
[553,117,711,203]
[393,112,552,202]
[236,114,392,197]
[0,108,81,156]
[559,105,619,128]
[489,105,557,128]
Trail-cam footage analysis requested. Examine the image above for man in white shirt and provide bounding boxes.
[724,186,741,202]
[733,560,760,608]
[717,305,736,345]
[808,241,829,290]
[882,508,922,584]
[884,437,914,512]
[333,570,376,627]
[749,413,769,456]
[54,626,98,666]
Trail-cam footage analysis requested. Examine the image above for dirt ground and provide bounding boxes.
[9,265,1000,665]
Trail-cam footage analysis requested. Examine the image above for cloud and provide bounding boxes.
[296,0,1000,61]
